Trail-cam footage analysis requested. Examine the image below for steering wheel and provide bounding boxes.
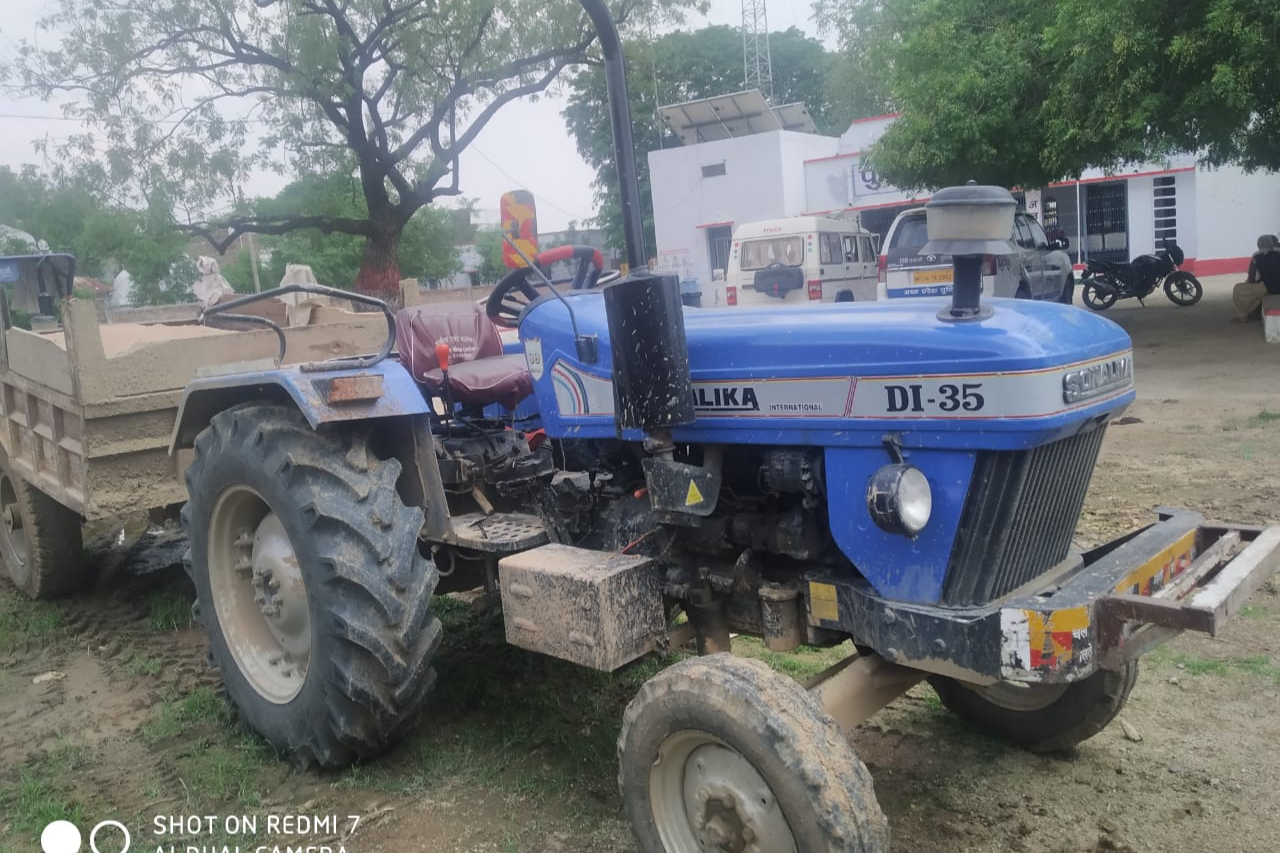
[538,244,606,290]
[485,244,608,327]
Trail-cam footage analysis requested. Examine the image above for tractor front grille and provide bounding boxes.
[941,426,1107,606]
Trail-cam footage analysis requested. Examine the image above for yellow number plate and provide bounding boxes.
[913,269,952,285]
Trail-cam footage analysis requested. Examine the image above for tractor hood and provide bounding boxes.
[518,294,1134,451]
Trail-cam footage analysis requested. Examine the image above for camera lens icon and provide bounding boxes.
[41,821,81,853]
[42,820,131,853]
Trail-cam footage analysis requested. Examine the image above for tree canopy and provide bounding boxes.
[817,0,1280,190]
[563,25,841,253]
[0,166,196,304]
[4,0,694,296]
[220,170,462,293]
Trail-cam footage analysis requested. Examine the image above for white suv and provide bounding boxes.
[879,208,1075,303]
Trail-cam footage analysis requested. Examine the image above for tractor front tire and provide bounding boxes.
[619,654,889,853]
[929,663,1138,753]
[0,450,84,598]
[183,404,439,769]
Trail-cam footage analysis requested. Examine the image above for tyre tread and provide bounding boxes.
[930,663,1138,753]
[618,654,888,853]
[0,451,84,598]
[182,404,438,769]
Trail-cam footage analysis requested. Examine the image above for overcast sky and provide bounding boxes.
[0,0,822,232]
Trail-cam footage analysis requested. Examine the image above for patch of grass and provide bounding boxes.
[0,594,64,650]
[42,737,92,776]
[183,733,273,807]
[1222,409,1280,433]
[336,599,673,805]
[732,636,850,682]
[1228,654,1280,680]
[1152,650,1280,682]
[0,770,85,841]
[147,590,194,632]
[140,685,227,744]
[0,734,102,845]
[124,653,163,677]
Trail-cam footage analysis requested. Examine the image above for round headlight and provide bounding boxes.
[867,464,933,536]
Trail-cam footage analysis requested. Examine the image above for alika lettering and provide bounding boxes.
[693,385,760,411]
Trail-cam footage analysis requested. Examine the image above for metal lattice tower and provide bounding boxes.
[742,0,773,101]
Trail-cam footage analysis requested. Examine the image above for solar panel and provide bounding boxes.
[659,90,781,145]
[772,102,818,134]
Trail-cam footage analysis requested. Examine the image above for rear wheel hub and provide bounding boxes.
[0,474,28,571]
[208,487,311,704]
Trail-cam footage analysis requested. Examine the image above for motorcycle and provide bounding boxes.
[1080,238,1203,310]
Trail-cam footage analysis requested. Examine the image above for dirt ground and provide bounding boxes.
[1,279,1277,853]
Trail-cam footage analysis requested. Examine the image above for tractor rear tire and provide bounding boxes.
[619,654,889,853]
[0,450,84,598]
[929,663,1138,753]
[183,404,439,769]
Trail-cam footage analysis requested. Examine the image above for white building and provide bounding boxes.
[649,100,1280,289]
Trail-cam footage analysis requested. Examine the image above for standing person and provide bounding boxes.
[1231,235,1280,322]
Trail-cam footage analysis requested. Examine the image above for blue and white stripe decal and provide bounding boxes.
[546,349,1133,422]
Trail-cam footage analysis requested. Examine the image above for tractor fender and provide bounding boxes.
[169,360,429,453]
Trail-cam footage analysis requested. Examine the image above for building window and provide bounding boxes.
[1084,181,1128,264]
[701,162,727,178]
[707,225,733,275]
[1153,175,1176,245]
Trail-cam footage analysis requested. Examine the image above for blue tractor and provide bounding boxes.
[169,3,1279,851]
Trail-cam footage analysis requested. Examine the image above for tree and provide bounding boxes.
[220,169,461,293]
[815,0,1280,190]
[0,166,198,304]
[5,0,695,298]
[472,227,510,286]
[813,5,893,125]
[78,201,199,304]
[563,25,839,253]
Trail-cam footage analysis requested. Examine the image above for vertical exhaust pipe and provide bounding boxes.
[578,0,695,435]
[578,0,646,273]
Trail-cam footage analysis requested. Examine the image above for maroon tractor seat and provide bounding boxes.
[395,303,533,410]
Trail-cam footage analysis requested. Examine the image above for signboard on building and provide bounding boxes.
[1024,189,1043,223]
[655,248,696,281]
[805,155,904,213]
[852,163,898,199]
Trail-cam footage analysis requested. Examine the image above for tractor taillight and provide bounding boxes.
[877,254,888,284]
[807,280,822,300]
[725,285,737,306]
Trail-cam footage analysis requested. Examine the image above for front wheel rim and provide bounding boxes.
[1169,280,1198,304]
[0,474,29,584]
[1084,287,1114,309]
[207,486,311,704]
[650,730,797,853]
